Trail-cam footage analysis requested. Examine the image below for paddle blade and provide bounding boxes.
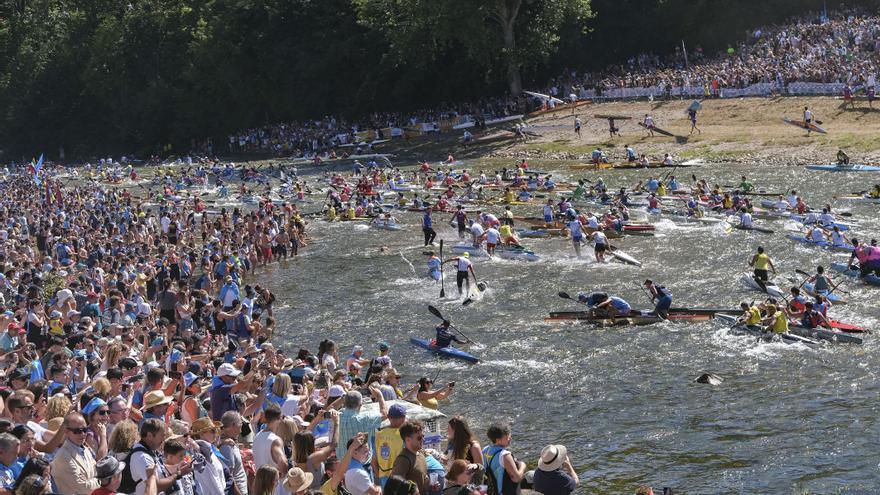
[428,305,444,320]
[795,269,810,278]
[558,291,571,300]
[462,297,474,307]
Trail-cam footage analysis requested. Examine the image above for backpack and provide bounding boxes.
[119,444,154,494]
[484,454,500,495]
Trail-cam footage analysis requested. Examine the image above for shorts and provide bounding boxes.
[656,295,672,312]
[594,243,607,253]
[544,214,553,223]
[277,246,287,256]
[754,269,769,282]
[486,243,496,250]
[262,247,272,258]
[572,234,583,243]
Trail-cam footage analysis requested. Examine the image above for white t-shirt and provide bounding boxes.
[253,430,281,470]
[281,395,302,417]
[130,444,169,495]
[193,452,226,495]
[485,228,501,244]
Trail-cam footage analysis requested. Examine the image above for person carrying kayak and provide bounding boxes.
[644,280,672,319]
[433,320,467,348]
[589,230,608,263]
[748,246,777,292]
[443,252,476,297]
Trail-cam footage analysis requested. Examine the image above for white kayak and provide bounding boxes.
[371,222,404,231]
[739,272,784,298]
[450,243,539,262]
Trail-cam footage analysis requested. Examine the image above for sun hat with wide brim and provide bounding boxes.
[142,390,173,410]
[538,444,567,472]
[282,467,314,494]
[191,417,222,435]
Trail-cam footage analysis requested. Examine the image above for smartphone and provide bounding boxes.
[169,371,182,379]
[448,382,455,388]
[323,411,331,419]
[127,373,145,383]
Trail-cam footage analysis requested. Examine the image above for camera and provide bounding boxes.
[323,411,331,419]
[448,382,455,388]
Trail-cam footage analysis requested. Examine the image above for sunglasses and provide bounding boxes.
[67,427,89,434]
[97,409,110,416]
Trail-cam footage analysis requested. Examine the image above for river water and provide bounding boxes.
[257,162,880,494]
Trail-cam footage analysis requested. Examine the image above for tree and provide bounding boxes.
[353,0,591,96]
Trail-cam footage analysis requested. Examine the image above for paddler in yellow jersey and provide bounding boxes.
[326,204,337,221]
[739,302,763,326]
[503,187,515,204]
[656,181,667,197]
[721,193,733,210]
[498,224,520,246]
[346,204,356,220]
[762,304,789,334]
[870,185,880,199]
[748,246,777,292]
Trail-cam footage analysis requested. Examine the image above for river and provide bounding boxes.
[256,162,880,494]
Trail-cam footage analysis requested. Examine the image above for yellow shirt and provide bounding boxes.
[499,225,513,239]
[770,311,788,333]
[504,191,514,203]
[327,207,337,220]
[320,479,338,495]
[347,208,355,220]
[745,306,762,325]
[753,253,770,270]
[373,426,403,479]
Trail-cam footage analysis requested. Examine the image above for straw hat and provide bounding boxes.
[191,417,221,435]
[282,467,314,494]
[538,444,567,472]
[142,390,173,410]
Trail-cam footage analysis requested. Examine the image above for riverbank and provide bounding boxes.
[360,96,880,168]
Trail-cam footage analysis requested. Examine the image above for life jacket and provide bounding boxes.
[801,310,821,329]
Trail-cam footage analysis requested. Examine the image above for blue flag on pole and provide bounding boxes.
[33,154,43,185]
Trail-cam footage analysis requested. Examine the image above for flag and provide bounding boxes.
[33,154,43,185]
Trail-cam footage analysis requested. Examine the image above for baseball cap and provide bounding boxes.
[217,363,241,378]
[388,404,407,419]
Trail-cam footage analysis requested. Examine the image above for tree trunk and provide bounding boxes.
[498,0,522,95]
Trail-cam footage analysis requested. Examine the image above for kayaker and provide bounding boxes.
[426,251,442,282]
[643,280,672,319]
[829,226,848,248]
[739,208,753,229]
[738,302,762,326]
[576,292,608,307]
[748,246,777,292]
[542,199,555,227]
[590,295,631,322]
[762,304,789,334]
[567,216,585,258]
[469,220,485,249]
[423,207,437,247]
[589,230,608,263]
[498,224,520,246]
[808,266,833,293]
[443,253,476,297]
[454,206,468,240]
[787,287,807,317]
[836,149,850,165]
[800,302,831,329]
[739,176,754,193]
[848,237,880,277]
[434,320,467,349]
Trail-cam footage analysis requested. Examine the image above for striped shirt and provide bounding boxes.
[337,408,383,460]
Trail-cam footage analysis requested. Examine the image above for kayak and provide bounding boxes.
[546,308,735,323]
[834,195,880,204]
[801,282,846,304]
[715,314,820,346]
[788,325,863,345]
[829,262,880,287]
[450,243,540,262]
[739,272,784,298]
[805,164,880,172]
[734,224,774,234]
[371,223,404,231]
[788,215,854,231]
[786,234,852,252]
[409,337,479,364]
[783,118,827,134]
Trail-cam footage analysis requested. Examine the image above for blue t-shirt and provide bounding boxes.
[423,214,433,229]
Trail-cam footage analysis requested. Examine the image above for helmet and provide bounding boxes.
[462,252,470,258]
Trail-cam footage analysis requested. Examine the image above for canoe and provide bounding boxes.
[450,243,540,262]
[788,215,854,231]
[830,262,880,287]
[545,310,712,326]
[739,272,784,298]
[785,234,852,252]
[801,282,846,305]
[601,242,641,266]
[805,164,880,172]
[594,114,632,120]
[783,118,827,134]
[409,337,479,363]
[715,315,820,346]
[371,223,404,231]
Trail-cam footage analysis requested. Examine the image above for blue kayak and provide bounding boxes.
[802,282,846,304]
[805,164,880,172]
[830,262,880,287]
[409,337,479,364]
[786,234,853,252]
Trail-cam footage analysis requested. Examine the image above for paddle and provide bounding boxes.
[427,305,476,343]
[439,240,446,298]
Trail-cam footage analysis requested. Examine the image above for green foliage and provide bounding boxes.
[0,0,872,158]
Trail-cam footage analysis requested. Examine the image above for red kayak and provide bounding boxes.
[829,320,869,333]
[622,224,655,232]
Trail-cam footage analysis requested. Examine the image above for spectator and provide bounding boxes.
[391,421,429,495]
[92,455,126,495]
[372,403,407,487]
[50,412,99,495]
[532,444,579,495]
[482,424,525,495]
[343,434,380,495]
[337,390,387,461]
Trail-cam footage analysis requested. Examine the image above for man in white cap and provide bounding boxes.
[532,444,579,495]
[209,362,256,420]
